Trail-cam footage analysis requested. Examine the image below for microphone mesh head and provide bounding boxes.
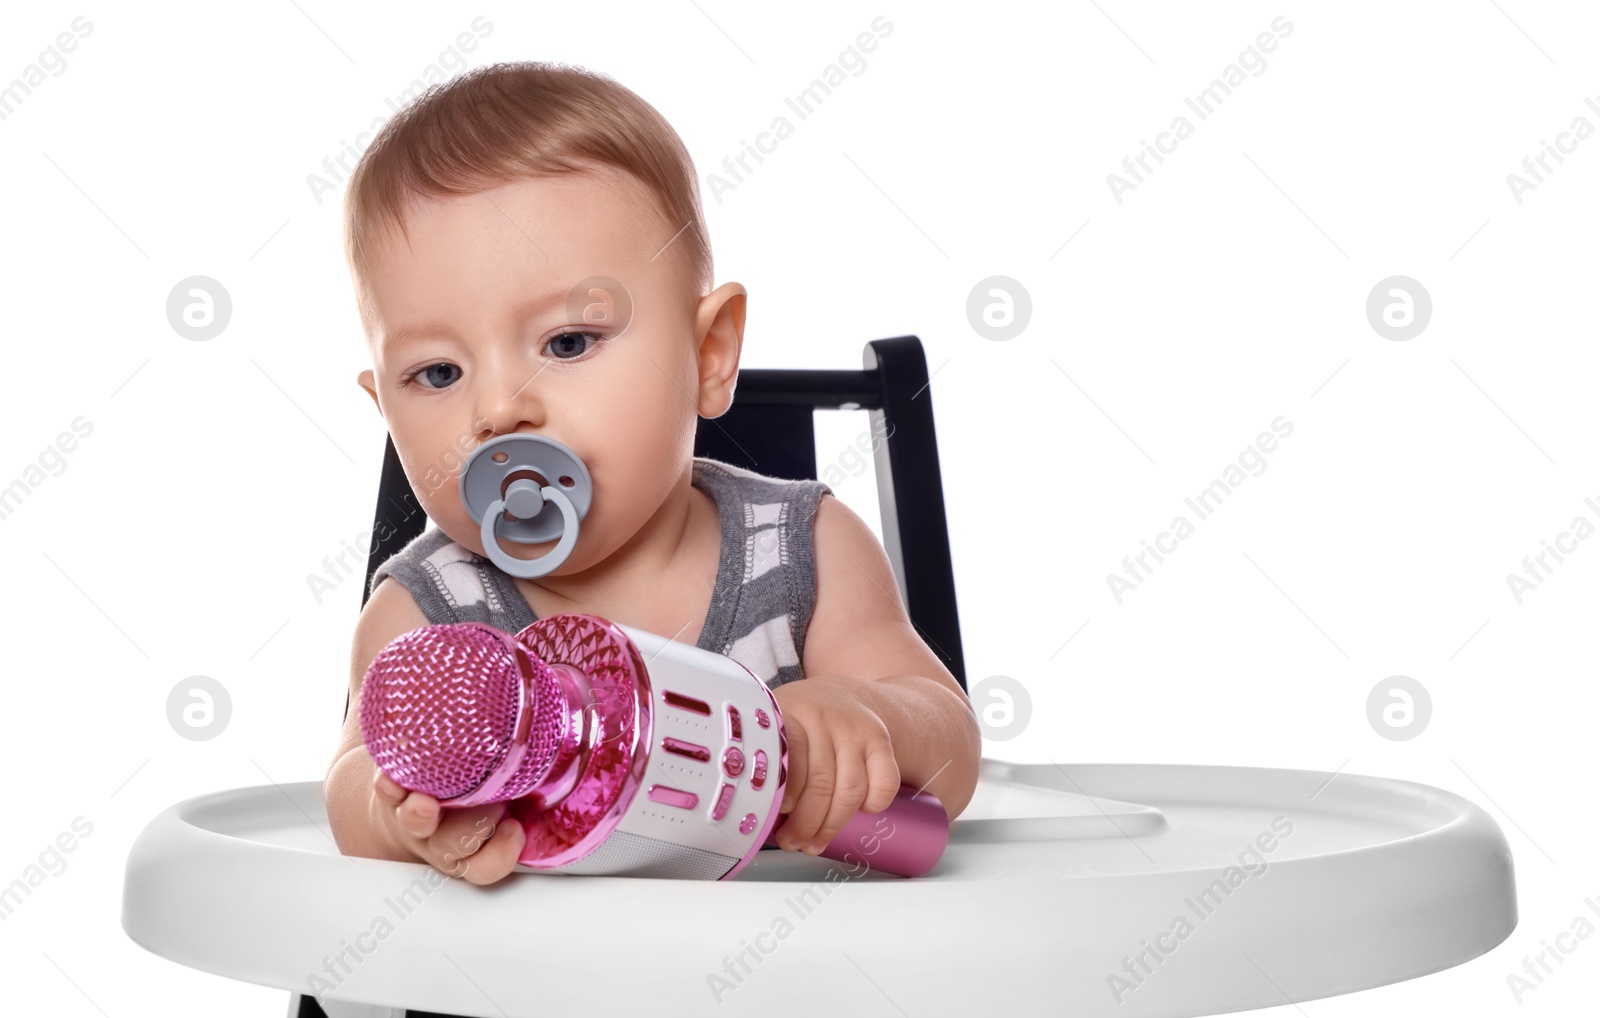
[358,623,564,802]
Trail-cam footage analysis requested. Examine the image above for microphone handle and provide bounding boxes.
[764,782,948,878]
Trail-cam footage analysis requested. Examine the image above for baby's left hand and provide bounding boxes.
[770,675,901,855]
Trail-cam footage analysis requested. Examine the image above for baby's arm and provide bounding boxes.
[324,578,526,883]
[774,494,981,853]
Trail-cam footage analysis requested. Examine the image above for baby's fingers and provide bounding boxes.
[397,790,442,839]
[805,753,870,854]
[373,769,407,806]
[778,727,839,852]
[861,741,901,814]
[453,814,526,886]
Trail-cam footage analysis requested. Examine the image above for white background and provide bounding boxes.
[1,1,1596,1015]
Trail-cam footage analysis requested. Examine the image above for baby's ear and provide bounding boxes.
[694,282,746,418]
[357,369,382,416]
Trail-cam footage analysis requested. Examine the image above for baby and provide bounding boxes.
[324,61,980,884]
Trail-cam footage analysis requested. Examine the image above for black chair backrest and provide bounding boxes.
[351,334,964,726]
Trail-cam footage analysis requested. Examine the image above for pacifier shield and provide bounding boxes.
[460,434,594,578]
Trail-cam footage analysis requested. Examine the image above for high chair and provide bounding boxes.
[122,336,1517,1018]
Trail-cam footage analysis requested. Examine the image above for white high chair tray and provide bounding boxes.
[121,759,1516,1018]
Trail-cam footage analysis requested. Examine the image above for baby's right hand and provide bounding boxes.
[372,769,527,885]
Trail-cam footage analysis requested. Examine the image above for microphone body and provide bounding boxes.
[359,614,948,879]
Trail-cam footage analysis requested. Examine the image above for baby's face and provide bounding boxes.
[355,165,732,574]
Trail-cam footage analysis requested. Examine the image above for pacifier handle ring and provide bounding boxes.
[479,484,581,578]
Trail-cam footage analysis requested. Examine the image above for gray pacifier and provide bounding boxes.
[459,434,593,578]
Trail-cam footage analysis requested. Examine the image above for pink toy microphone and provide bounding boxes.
[359,615,949,879]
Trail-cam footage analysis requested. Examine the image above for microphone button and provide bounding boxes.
[711,783,736,821]
[646,784,699,811]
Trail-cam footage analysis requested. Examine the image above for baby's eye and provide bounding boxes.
[402,363,462,390]
[546,331,603,361]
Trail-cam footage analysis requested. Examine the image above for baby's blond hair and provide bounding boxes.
[343,60,712,303]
